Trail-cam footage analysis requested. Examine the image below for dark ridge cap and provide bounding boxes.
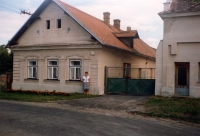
[113,30,137,34]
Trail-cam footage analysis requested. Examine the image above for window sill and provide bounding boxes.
[65,80,82,85]
[66,80,81,82]
[44,79,60,82]
[24,78,39,81]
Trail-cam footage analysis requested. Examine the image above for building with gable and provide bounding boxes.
[156,0,200,98]
[7,0,155,95]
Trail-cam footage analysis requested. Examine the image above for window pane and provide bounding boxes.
[142,71,146,79]
[48,67,52,79]
[70,61,80,66]
[29,61,36,66]
[53,67,58,78]
[33,67,37,78]
[75,68,81,79]
[28,67,32,78]
[70,68,74,79]
[48,61,57,66]
[46,20,50,29]
[57,19,61,28]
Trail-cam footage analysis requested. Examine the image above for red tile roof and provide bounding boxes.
[134,38,156,58]
[57,0,155,59]
[57,0,131,51]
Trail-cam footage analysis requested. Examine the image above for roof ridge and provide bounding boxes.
[114,30,136,34]
[57,0,104,23]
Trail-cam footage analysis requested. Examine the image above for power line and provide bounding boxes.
[146,23,160,32]
[0,4,20,13]
[0,0,22,10]
[72,0,147,6]
[0,14,13,19]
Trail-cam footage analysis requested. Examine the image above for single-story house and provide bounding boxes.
[7,0,155,95]
[156,0,200,98]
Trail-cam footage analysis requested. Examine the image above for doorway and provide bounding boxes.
[175,62,189,96]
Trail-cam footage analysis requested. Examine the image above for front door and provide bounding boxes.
[175,63,189,96]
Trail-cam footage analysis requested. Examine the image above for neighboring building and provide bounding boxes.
[7,0,155,95]
[156,0,200,98]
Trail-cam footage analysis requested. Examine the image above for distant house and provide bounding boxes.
[156,0,200,98]
[7,0,155,95]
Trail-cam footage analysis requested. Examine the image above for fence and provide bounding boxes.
[105,67,155,95]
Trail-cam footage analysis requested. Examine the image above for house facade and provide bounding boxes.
[7,0,155,95]
[156,0,200,98]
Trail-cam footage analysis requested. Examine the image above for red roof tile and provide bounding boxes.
[134,38,156,58]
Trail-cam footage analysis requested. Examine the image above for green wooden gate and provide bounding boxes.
[105,67,155,95]
[106,78,155,95]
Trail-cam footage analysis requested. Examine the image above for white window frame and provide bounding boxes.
[69,60,81,81]
[28,60,37,79]
[47,60,58,80]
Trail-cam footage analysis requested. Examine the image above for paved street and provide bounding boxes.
[0,100,199,136]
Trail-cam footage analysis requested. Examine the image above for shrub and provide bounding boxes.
[0,85,6,92]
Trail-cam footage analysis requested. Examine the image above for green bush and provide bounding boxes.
[0,85,6,92]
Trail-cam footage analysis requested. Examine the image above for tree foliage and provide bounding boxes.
[195,0,200,3]
[0,45,13,75]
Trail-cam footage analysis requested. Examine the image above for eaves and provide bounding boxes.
[159,11,200,20]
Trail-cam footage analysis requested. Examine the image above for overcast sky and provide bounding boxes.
[0,0,170,48]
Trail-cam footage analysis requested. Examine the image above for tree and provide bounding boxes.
[194,0,200,4]
[0,45,13,75]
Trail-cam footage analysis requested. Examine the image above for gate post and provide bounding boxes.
[104,66,108,94]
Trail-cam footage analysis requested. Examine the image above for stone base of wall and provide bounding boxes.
[12,83,104,95]
[155,86,200,98]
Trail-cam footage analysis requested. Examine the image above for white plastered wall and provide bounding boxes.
[156,13,200,98]
[11,46,102,95]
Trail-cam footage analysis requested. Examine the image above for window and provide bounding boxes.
[48,60,58,79]
[57,19,61,28]
[70,60,81,80]
[28,60,37,79]
[123,63,131,78]
[46,20,50,29]
[141,70,146,79]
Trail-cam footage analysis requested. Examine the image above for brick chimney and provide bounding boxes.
[127,26,131,31]
[114,19,120,30]
[103,12,110,25]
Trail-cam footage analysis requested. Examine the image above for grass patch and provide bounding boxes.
[0,91,99,102]
[144,96,200,123]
